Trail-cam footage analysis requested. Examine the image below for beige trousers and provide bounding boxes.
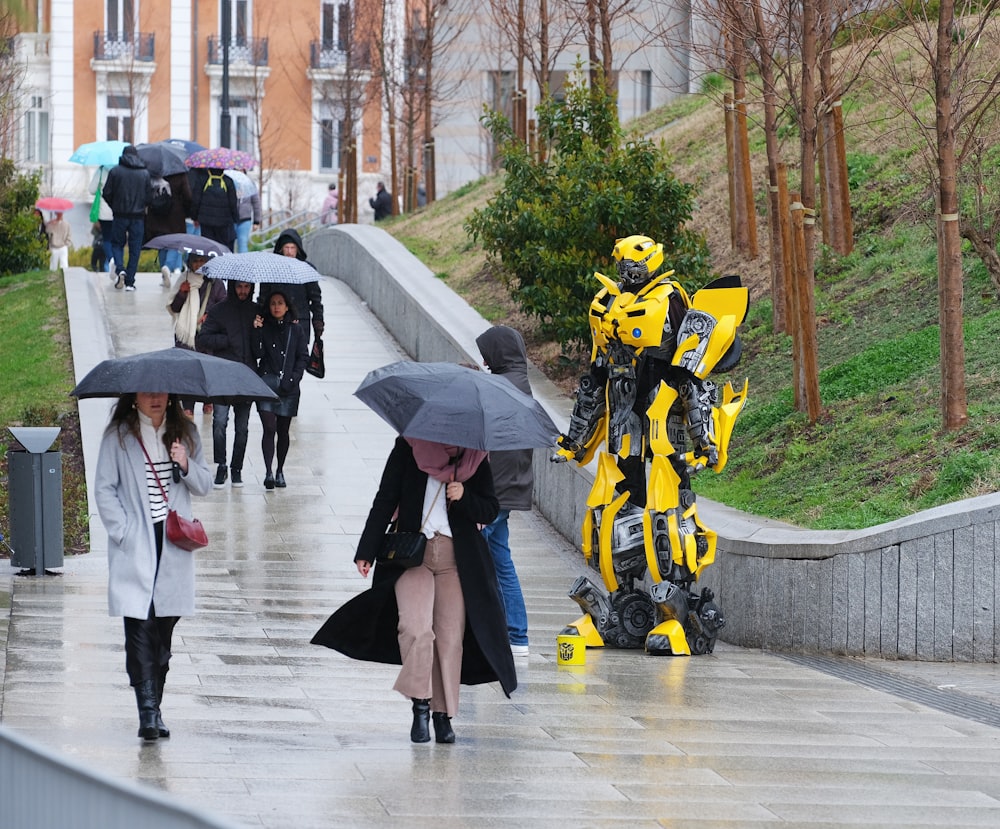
[393,533,465,717]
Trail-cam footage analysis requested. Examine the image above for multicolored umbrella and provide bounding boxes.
[185,147,257,171]
[69,140,129,167]
[200,251,319,284]
[36,197,75,212]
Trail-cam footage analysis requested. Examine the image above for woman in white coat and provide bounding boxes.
[95,391,211,741]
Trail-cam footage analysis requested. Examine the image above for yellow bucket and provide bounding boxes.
[556,634,586,666]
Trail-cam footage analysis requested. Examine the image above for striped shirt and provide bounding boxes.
[138,413,171,523]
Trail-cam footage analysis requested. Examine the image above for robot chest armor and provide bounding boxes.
[590,286,672,350]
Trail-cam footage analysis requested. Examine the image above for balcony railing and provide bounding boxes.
[207,36,268,67]
[310,40,346,70]
[93,31,155,62]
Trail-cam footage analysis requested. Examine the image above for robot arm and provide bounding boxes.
[554,370,607,464]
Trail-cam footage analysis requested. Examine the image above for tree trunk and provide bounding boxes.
[790,192,822,422]
[751,0,787,331]
[935,0,968,429]
[800,0,818,281]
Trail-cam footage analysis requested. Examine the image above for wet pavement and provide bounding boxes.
[3,265,1000,827]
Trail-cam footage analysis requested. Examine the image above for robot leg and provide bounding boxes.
[646,582,726,656]
[568,576,657,649]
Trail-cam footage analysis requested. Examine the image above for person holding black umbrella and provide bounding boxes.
[94,391,212,741]
[311,437,517,744]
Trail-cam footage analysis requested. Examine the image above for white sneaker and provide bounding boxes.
[510,644,529,656]
[114,271,125,289]
[161,266,172,288]
[124,285,136,292]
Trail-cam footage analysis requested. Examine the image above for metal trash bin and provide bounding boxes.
[6,427,63,574]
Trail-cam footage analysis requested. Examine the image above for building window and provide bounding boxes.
[488,70,515,123]
[322,1,351,51]
[226,97,253,155]
[638,70,652,114]
[320,117,344,171]
[107,0,136,37]
[106,94,134,143]
[23,95,49,164]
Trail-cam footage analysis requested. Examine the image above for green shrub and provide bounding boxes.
[0,160,47,275]
[466,70,711,346]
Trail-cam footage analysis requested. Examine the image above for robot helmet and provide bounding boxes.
[613,235,664,288]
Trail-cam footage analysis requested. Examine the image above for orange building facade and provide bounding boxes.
[14,0,390,216]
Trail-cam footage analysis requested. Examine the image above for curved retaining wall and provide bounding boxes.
[307,224,1000,663]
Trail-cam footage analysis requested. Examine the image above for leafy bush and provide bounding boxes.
[0,160,47,275]
[466,71,711,346]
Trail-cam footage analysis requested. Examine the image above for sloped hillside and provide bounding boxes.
[385,37,1000,529]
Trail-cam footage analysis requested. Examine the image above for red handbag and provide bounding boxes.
[165,509,209,551]
[139,438,209,552]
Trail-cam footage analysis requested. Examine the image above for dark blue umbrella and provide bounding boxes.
[164,138,206,155]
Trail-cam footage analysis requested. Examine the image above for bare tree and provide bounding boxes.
[0,8,27,160]
[862,2,1000,429]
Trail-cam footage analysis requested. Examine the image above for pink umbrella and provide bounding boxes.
[185,147,257,171]
[36,197,75,212]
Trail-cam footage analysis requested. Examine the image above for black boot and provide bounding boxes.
[410,698,431,743]
[154,669,170,738]
[134,679,159,741]
[432,712,455,744]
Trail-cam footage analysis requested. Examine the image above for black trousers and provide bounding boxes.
[123,522,180,686]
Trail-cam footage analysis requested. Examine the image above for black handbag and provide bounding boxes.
[376,530,427,568]
[306,336,325,378]
[374,483,443,569]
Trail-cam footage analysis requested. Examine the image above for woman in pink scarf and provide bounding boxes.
[312,436,517,744]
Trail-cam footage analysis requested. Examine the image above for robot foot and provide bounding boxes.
[646,583,726,656]
[568,576,655,649]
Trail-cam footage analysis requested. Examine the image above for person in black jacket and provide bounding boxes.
[189,168,239,250]
[196,280,258,488]
[369,181,393,221]
[311,437,517,745]
[258,228,324,348]
[251,289,308,490]
[103,144,152,290]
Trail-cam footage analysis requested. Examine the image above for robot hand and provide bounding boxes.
[551,446,573,463]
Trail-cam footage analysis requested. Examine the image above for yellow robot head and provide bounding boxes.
[612,235,664,289]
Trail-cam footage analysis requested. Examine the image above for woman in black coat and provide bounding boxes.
[251,289,308,490]
[312,436,517,744]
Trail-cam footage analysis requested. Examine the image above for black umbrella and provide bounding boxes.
[354,361,559,451]
[135,142,189,177]
[71,349,278,404]
[143,233,231,258]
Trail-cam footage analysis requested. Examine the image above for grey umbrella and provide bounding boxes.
[354,361,559,451]
[200,251,320,284]
[70,348,278,404]
[143,233,231,258]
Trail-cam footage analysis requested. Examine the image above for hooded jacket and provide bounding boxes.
[259,229,324,336]
[196,280,260,369]
[475,325,535,511]
[102,145,152,219]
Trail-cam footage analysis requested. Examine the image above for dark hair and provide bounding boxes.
[263,289,299,322]
[328,182,336,190]
[107,393,196,454]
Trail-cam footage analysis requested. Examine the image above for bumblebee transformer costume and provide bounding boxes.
[554,235,749,655]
